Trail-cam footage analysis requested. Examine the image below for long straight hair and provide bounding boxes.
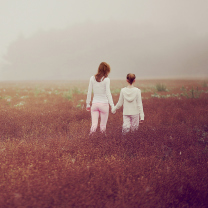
[95,62,111,82]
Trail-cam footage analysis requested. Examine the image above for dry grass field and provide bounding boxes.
[0,79,208,207]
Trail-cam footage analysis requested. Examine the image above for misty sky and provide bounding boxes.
[0,0,208,80]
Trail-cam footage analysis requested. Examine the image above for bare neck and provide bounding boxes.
[127,83,134,88]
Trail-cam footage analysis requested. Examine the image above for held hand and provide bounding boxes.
[86,107,91,111]
[112,110,116,114]
[139,120,144,124]
[111,107,116,114]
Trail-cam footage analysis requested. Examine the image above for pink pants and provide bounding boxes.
[122,114,139,134]
[90,103,109,134]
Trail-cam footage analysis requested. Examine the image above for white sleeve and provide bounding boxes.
[86,77,93,107]
[105,78,114,108]
[114,89,124,110]
[137,89,144,120]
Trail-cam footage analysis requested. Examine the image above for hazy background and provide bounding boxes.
[0,0,208,81]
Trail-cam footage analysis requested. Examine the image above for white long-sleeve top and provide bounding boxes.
[86,76,114,108]
[113,87,144,120]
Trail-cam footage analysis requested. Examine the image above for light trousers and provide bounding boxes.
[90,103,109,134]
[122,114,139,134]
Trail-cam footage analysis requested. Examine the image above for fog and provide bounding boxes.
[0,0,208,80]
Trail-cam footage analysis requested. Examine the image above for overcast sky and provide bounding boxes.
[0,0,208,80]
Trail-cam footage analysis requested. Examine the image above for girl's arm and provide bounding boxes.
[105,78,114,109]
[86,77,93,109]
[114,89,124,111]
[137,89,144,120]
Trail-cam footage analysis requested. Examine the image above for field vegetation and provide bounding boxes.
[0,79,208,207]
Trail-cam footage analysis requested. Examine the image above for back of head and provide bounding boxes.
[95,62,111,82]
[127,73,136,85]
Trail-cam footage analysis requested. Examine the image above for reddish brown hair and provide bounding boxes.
[95,62,111,82]
[127,73,136,85]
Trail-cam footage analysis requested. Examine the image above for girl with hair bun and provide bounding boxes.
[86,62,115,135]
[112,73,144,134]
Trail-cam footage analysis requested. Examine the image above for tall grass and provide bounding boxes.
[155,83,167,92]
[202,81,207,88]
[63,90,73,100]
[181,86,201,98]
[0,80,208,207]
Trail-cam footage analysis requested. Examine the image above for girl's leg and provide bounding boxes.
[130,114,140,132]
[122,115,131,134]
[99,104,109,133]
[90,104,99,134]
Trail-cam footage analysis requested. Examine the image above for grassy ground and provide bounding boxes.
[0,79,208,207]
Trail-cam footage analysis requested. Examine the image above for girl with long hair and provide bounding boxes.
[86,62,114,134]
[112,73,144,134]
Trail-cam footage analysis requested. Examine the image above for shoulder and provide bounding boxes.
[135,88,141,96]
[104,77,110,81]
[103,77,110,83]
[90,76,95,81]
[134,87,141,92]
[120,87,126,93]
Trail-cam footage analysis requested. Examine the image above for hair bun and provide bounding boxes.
[127,73,136,85]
